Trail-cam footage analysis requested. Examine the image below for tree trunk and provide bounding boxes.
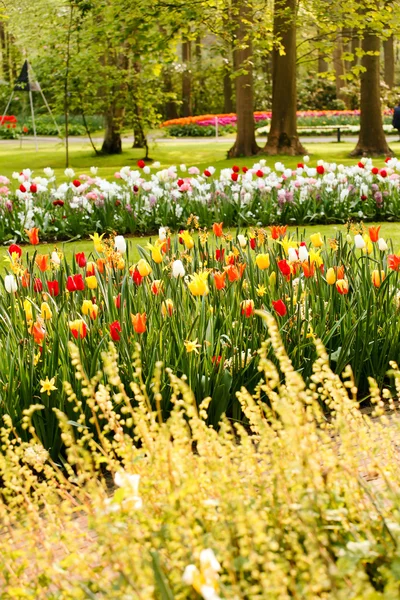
[351,32,360,68]
[223,61,233,113]
[383,35,395,89]
[181,39,192,117]
[333,33,347,103]
[318,53,329,73]
[263,0,305,156]
[163,69,178,120]
[350,30,392,157]
[102,106,124,154]
[228,0,259,157]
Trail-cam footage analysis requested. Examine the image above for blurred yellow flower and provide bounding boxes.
[86,275,98,290]
[187,272,209,296]
[90,232,105,253]
[40,302,53,321]
[184,338,201,354]
[40,376,57,396]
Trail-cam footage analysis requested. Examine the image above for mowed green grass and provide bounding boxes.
[3,222,400,273]
[0,139,399,181]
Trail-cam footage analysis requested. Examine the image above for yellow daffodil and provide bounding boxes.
[277,236,297,255]
[184,338,201,354]
[40,302,53,321]
[255,253,270,270]
[187,272,209,296]
[40,376,57,396]
[310,232,323,248]
[256,284,267,297]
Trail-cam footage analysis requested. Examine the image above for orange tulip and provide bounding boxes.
[131,312,147,334]
[224,264,240,282]
[270,225,287,240]
[35,254,49,272]
[371,269,385,288]
[32,320,45,345]
[212,222,223,237]
[96,258,106,274]
[368,226,381,243]
[214,271,226,290]
[26,227,39,245]
[21,269,30,288]
[86,261,96,276]
[336,265,345,280]
[388,254,400,271]
[302,261,315,278]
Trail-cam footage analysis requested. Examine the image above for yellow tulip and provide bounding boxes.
[180,230,195,250]
[24,298,33,322]
[371,269,385,288]
[362,235,373,255]
[40,301,52,321]
[269,271,277,287]
[161,299,174,317]
[82,299,99,319]
[326,267,336,285]
[255,253,270,270]
[137,259,152,277]
[147,243,163,264]
[310,233,323,248]
[309,250,323,267]
[85,275,98,290]
[187,272,209,296]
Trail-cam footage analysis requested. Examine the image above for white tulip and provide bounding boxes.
[90,166,98,175]
[378,238,388,251]
[354,234,366,249]
[237,234,247,248]
[298,245,309,262]
[4,274,17,293]
[64,168,75,178]
[152,161,161,169]
[303,155,310,164]
[43,167,54,177]
[51,251,61,265]
[159,227,167,241]
[288,247,298,262]
[114,235,127,254]
[172,260,185,278]
[143,166,150,175]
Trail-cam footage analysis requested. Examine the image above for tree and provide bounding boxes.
[228,0,259,158]
[263,0,306,155]
[383,35,395,89]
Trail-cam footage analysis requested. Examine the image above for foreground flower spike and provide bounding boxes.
[26,227,40,245]
[131,312,146,334]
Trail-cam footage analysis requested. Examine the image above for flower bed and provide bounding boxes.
[2,224,400,456]
[2,157,400,243]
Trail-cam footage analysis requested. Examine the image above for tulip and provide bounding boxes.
[336,265,345,280]
[96,258,106,273]
[75,252,86,268]
[115,235,127,254]
[82,299,98,319]
[4,274,17,293]
[215,248,225,262]
[47,280,59,297]
[35,254,49,272]
[110,320,122,341]
[255,253,270,270]
[388,254,400,271]
[310,233,323,248]
[24,299,33,321]
[161,299,174,317]
[86,261,96,276]
[336,279,349,294]
[51,251,61,266]
[188,272,209,296]
[368,226,381,243]
[85,275,98,290]
[32,320,45,344]
[131,268,143,285]
[66,274,85,292]
[270,225,287,240]
[214,271,226,290]
[137,259,152,277]
[180,230,194,250]
[21,270,30,288]
[114,294,121,309]
[148,244,163,264]
[302,261,315,278]
[90,232,105,252]
[237,234,247,248]
[69,319,87,339]
[213,222,223,237]
[9,244,22,258]
[250,237,256,250]
[40,302,53,321]
[326,267,336,285]
[378,238,388,252]
[151,280,163,295]
[241,299,254,318]
[277,259,291,278]
[26,227,39,245]
[172,259,185,278]
[131,312,147,334]
[159,227,167,241]
[269,271,277,287]
[272,299,287,317]
[33,278,43,293]
[298,243,308,262]
[288,247,298,262]
[224,264,240,282]
[371,270,385,288]
[354,234,366,249]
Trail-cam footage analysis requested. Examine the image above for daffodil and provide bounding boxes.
[277,236,297,255]
[40,376,57,396]
[256,284,267,297]
[184,338,201,354]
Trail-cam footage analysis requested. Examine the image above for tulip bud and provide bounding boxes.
[288,247,298,262]
[255,253,270,270]
[269,271,277,287]
[298,244,308,262]
[354,234,366,249]
[4,274,17,293]
[378,238,388,252]
[172,259,185,278]
[326,267,336,285]
[237,234,247,248]
[114,235,127,254]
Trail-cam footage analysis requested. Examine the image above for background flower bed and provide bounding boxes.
[1,157,400,244]
[3,225,400,458]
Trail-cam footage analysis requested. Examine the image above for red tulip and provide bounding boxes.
[316,165,325,175]
[231,173,238,182]
[47,280,59,297]
[72,179,81,187]
[232,165,240,173]
[9,244,22,258]
[66,274,85,292]
[75,252,87,268]
[110,320,122,341]
[33,278,43,293]
[272,299,287,317]
[137,159,145,169]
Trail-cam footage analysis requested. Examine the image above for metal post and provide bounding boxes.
[215,116,218,140]
[337,127,341,143]
[29,89,38,152]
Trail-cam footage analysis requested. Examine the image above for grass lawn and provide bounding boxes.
[3,222,400,272]
[0,139,399,181]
